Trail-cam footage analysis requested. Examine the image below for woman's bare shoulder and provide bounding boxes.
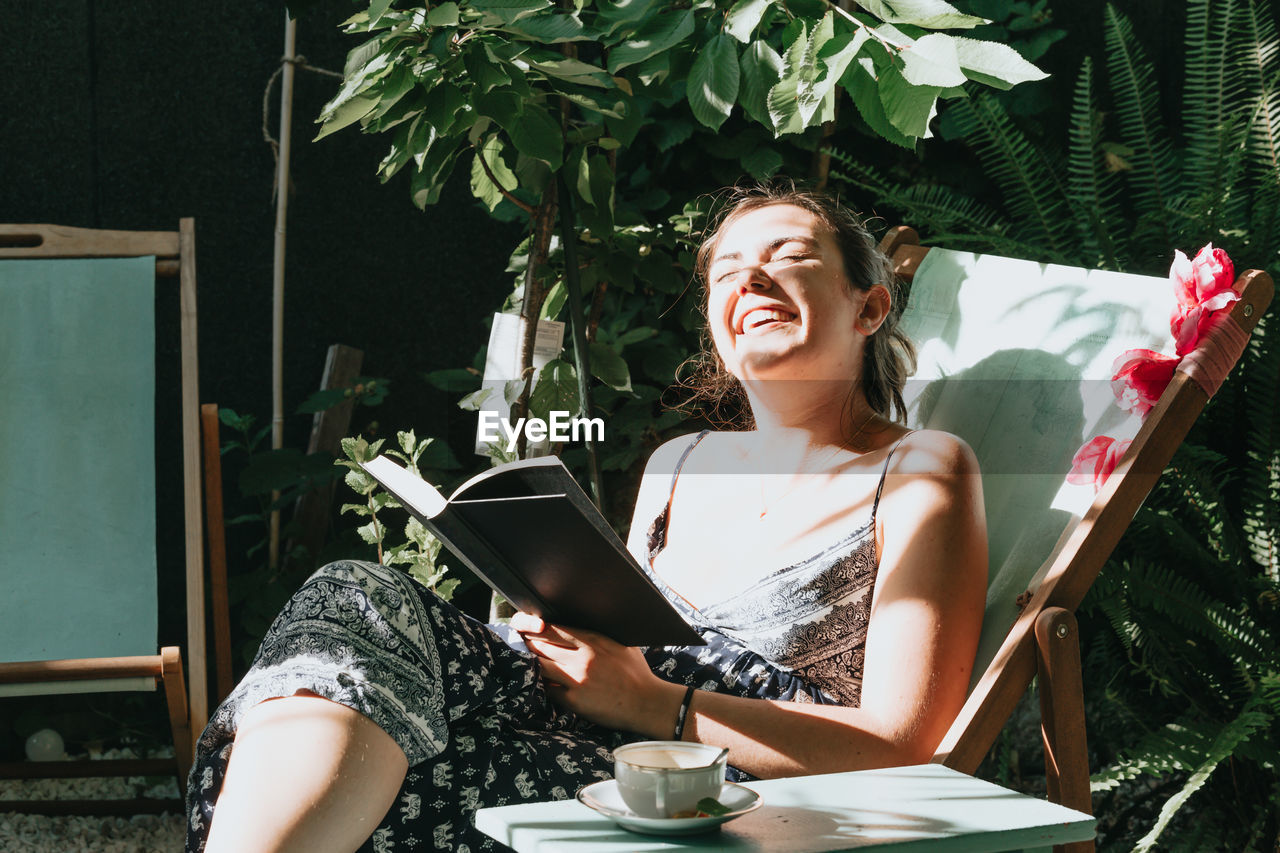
[641,429,747,477]
[885,428,981,482]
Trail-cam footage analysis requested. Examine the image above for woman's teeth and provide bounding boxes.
[742,309,793,332]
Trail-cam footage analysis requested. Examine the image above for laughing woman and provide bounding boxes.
[189,184,987,853]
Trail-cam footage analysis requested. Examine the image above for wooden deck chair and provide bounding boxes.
[878,227,1274,850]
[0,222,212,815]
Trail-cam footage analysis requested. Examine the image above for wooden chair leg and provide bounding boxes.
[1036,607,1095,853]
[161,646,193,799]
[201,402,234,705]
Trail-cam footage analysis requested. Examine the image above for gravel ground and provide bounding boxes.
[0,749,185,852]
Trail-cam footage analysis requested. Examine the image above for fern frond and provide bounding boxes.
[1125,560,1278,682]
[1104,4,1182,225]
[1239,0,1280,196]
[1131,709,1271,852]
[825,151,1009,238]
[1183,0,1248,206]
[1066,57,1123,269]
[1161,443,1246,568]
[1241,316,1280,581]
[944,92,1074,262]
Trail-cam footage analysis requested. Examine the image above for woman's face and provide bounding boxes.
[705,203,867,383]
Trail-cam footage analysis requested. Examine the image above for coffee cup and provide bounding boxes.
[612,741,728,819]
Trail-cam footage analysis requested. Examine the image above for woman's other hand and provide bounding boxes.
[510,613,685,737]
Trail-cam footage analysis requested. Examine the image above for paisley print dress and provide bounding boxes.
[184,432,902,852]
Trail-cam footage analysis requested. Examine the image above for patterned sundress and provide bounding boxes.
[185,432,900,852]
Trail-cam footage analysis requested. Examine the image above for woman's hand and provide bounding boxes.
[510,612,683,737]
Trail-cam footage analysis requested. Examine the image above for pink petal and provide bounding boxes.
[1169,249,1196,308]
[1068,436,1114,487]
[1190,244,1235,302]
[1110,349,1179,417]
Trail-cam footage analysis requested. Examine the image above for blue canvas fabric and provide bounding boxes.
[0,257,157,663]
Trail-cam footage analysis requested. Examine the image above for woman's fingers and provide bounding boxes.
[533,655,574,687]
[509,611,545,634]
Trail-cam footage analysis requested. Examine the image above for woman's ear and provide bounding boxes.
[855,285,892,336]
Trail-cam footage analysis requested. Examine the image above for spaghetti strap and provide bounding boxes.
[646,430,710,560]
[870,432,913,523]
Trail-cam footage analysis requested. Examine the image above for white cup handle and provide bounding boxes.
[655,773,668,817]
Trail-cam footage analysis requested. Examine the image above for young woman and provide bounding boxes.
[189,184,987,853]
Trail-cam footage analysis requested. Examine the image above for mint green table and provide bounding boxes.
[476,763,1095,852]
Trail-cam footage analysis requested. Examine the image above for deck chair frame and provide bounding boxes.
[879,227,1274,851]
[0,222,206,813]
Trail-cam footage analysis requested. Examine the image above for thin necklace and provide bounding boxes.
[757,409,878,519]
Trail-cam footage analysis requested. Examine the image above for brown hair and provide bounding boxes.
[677,180,916,427]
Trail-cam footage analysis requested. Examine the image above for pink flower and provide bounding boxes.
[1067,436,1132,492]
[1110,349,1180,417]
[1171,289,1240,355]
[1170,244,1235,309]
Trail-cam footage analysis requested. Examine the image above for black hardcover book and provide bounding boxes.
[360,455,704,648]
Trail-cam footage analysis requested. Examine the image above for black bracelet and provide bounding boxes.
[672,685,696,741]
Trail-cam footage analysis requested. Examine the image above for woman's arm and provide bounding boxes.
[519,430,987,778]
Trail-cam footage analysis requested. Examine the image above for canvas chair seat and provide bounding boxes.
[0,222,230,815]
[878,227,1272,851]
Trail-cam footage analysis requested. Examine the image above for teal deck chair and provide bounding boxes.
[0,222,209,814]
[878,228,1273,848]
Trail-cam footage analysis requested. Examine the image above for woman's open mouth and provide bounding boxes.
[738,308,797,334]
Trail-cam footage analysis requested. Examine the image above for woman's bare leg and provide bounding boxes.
[203,691,409,853]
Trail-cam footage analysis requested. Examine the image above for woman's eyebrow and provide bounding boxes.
[712,235,818,266]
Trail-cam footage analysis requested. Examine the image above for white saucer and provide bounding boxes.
[576,780,762,836]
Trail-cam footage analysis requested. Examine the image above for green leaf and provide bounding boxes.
[465,48,511,94]
[615,326,658,347]
[502,10,588,42]
[540,279,568,320]
[588,342,632,391]
[849,0,984,29]
[725,0,771,43]
[841,56,916,148]
[951,36,1049,90]
[529,358,579,417]
[767,73,804,135]
[503,102,563,168]
[410,135,462,208]
[587,152,615,220]
[607,9,695,73]
[425,3,460,26]
[470,134,519,212]
[899,33,967,87]
[458,387,495,411]
[595,0,660,38]
[367,0,393,26]
[315,95,378,141]
[818,29,869,90]
[687,33,740,131]
[469,0,552,25]
[425,368,481,393]
[739,41,783,128]
[741,146,784,179]
[424,81,467,133]
[879,63,940,138]
[524,56,612,87]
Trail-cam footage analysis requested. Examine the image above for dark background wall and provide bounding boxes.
[1,2,521,648]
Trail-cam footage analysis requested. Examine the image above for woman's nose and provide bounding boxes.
[739,264,772,291]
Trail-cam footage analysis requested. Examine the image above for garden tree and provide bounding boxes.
[314,0,1047,494]
[828,1,1280,847]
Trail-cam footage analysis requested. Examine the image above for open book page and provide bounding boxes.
[362,456,449,518]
